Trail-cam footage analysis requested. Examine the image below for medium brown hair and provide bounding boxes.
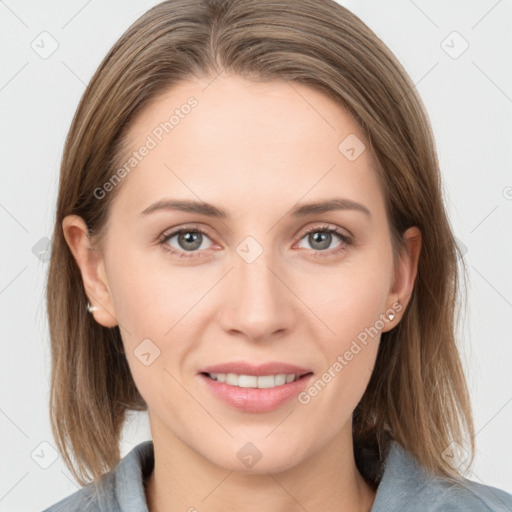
[46,0,474,486]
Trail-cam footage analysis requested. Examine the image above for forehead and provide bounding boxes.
[114,74,384,221]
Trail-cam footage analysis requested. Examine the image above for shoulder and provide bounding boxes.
[41,476,110,512]
[41,440,154,512]
[372,441,512,511]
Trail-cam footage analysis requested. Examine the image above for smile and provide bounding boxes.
[199,371,314,413]
[204,372,303,388]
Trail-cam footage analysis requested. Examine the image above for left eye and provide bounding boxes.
[296,226,348,252]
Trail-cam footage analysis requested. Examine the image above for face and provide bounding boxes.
[67,74,416,474]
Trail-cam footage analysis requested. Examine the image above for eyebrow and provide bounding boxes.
[139,197,371,219]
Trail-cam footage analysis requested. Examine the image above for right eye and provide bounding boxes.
[159,226,215,258]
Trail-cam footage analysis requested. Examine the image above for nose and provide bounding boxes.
[218,246,297,343]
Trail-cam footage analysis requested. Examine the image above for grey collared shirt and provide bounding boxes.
[42,440,512,511]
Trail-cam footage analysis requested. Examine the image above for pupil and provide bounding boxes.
[180,231,201,250]
[310,232,330,250]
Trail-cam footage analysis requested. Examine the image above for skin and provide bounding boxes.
[63,74,421,512]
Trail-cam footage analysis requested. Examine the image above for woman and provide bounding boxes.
[43,0,512,510]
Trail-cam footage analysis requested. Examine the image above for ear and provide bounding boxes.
[382,226,422,332]
[62,215,118,328]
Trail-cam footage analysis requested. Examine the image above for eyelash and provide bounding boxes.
[158,224,352,259]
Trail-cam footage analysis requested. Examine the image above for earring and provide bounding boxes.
[388,311,396,321]
[87,302,99,313]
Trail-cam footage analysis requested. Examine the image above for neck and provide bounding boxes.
[144,415,376,512]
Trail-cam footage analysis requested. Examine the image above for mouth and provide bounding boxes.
[197,362,314,413]
[200,371,312,389]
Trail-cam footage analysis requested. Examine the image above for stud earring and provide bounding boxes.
[388,311,396,321]
[87,302,99,313]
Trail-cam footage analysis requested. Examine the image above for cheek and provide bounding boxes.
[303,249,393,343]
[104,245,205,387]
[298,290,383,440]
[296,248,392,414]
[311,284,385,397]
[105,243,182,332]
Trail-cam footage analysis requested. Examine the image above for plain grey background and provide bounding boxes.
[1,1,511,510]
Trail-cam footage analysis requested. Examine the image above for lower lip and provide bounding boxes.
[199,373,314,413]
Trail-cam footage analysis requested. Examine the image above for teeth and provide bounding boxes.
[207,373,300,388]
[238,374,258,387]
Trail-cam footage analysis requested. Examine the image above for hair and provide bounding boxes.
[46,0,474,487]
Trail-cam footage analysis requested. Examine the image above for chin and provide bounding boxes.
[203,437,309,475]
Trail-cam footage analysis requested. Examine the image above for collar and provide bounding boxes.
[100,439,511,511]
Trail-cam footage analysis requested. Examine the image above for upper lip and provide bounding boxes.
[199,361,313,377]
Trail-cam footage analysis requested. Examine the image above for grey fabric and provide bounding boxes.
[42,440,512,511]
